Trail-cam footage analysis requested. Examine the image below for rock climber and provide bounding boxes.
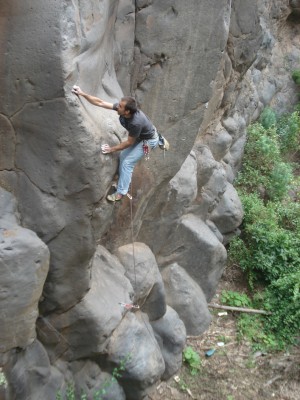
[72,85,159,202]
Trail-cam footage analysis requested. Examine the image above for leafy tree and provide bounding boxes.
[228,107,300,350]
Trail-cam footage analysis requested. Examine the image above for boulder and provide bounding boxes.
[69,360,126,400]
[209,182,244,235]
[157,215,227,301]
[151,306,186,380]
[193,145,218,189]
[228,135,247,174]
[0,188,49,357]
[37,246,133,361]
[161,264,212,336]
[106,312,165,399]
[4,340,63,400]
[191,163,228,221]
[114,242,166,321]
[204,128,233,162]
[222,113,246,141]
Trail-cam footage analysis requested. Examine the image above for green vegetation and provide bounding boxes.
[259,107,277,129]
[174,347,202,395]
[0,372,7,388]
[182,346,202,375]
[227,106,300,351]
[221,290,252,308]
[176,377,190,393]
[292,69,300,85]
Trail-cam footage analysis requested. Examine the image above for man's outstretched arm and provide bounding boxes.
[72,85,114,110]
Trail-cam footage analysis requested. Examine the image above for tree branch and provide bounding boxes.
[208,303,272,315]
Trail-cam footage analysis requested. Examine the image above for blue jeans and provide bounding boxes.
[117,136,159,195]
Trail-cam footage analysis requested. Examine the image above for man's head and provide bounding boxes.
[116,96,138,117]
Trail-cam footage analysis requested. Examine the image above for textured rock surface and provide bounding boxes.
[115,243,166,321]
[0,189,49,358]
[158,214,227,301]
[67,360,126,400]
[161,264,212,336]
[210,182,244,235]
[151,306,186,380]
[106,312,165,399]
[4,340,63,400]
[37,245,133,361]
[1,0,299,398]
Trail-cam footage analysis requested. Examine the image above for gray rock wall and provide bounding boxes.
[0,0,299,398]
[0,188,49,360]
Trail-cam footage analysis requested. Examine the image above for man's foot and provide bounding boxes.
[107,192,123,202]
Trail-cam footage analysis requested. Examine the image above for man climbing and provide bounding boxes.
[72,85,159,202]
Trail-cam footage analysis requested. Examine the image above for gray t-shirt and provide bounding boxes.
[113,103,156,140]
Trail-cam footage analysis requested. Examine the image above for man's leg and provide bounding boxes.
[117,141,144,195]
[107,138,159,202]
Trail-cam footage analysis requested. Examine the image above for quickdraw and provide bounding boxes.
[119,302,140,310]
[142,140,150,160]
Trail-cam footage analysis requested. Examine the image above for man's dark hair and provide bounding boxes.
[122,96,138,114]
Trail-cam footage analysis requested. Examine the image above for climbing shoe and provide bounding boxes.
[158,133,170,150]
[107,192,123,202]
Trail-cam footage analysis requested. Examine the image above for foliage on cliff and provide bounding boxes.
[228,107,300,350]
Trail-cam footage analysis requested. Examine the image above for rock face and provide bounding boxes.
[37,245,134,362]
[161,264,212,336]
[114,242,167,321]
[0,0,299,398]
[0,188,49,359]
[151,306,186,381]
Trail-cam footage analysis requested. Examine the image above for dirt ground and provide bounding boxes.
[145,267,300,400]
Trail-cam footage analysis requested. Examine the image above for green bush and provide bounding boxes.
[268,162,293,200]
[229,107,300,350]
[276,111,300,155]
[259,107,277,129]
[236,313,279,351]
[292,69,300,85]
[236,119,295,200]
[221,290,252,308]
[0,372,7,388]
[238,192,276,226]
[264,270,300,347]
[273,200,300,232]
[182,346,202,375]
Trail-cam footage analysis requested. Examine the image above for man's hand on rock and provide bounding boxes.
[101,144,113,154]
[72,85,83,96]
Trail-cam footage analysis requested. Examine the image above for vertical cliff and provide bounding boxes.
[0,1,299,399]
